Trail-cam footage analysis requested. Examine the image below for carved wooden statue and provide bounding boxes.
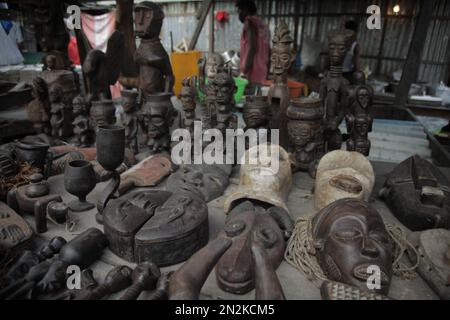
[72,96,93,147]
[179,77,197,142]
[268,21,296,149]
[140,93,175,154]
[49,84,67,138]
[287,97,324,176]
[90,100,117,133]
[243,96,270,130]
[134,1,174,95]
[198,53,225,96]
[320,30,353,152]
[26,77,51,136]
[346,73,373,156]
[120,90,139,154]
[40,69,77,138]
[204,70,237,133]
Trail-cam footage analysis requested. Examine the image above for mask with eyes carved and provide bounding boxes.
[312,198,393,294]
[215,203,285,294]
[166,164,232,202]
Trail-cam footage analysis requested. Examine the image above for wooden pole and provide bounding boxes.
[394,0,437,108]
[189,0,213,51]
[209,1,215,54]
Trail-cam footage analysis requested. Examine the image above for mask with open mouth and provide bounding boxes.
[312,198,393,294]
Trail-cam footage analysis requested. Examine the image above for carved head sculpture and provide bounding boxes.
[312,198,393,294]
[166,164,232,202]
[31,77,49,102]
[315,150,375,211]
[287,122,316,148]
[49,84,63,104]
[121,90,138,113]
[327,30,354,67]
[243,96,270,129]
[179,77,196,112]
[224,144,292,214]
[205,53,224,80]
[215,202,285,294]
[354,115,370,137]
[134,1,165,39]
[379,155,450,231]
[209,71,236,113]
[356,86,373,110]
[45,55,57,70]
[90,100,116,128]
[72,95,87,116]
[286,97,324,151]
[271,21,295,77]
[146,103,171,139]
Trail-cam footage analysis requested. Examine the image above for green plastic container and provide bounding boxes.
[197,77,248,104]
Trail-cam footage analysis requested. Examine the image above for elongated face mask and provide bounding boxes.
[215,208,285,294]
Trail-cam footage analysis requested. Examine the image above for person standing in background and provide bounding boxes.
[342,20,361,83]
[236,0,270,93]
[0,2,24,66]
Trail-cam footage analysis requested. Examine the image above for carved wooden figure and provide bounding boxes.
[72,95,93,147]
[204,70,237,133]
[320,30,353,152]
[120,90,139,154]
[140,93,176,154]
[198,53,225,96]
[268,21,296,149]
[134,1,174,95]
[90,100,117,133]
[346,75,373,156]
[26,77,51,136]
[49,84,67,138]
[243,96,270,130]
[287,97,325,176]
[179,77,197,141]
[41,69,77,138]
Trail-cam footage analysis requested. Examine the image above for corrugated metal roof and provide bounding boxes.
[97,0,450,84]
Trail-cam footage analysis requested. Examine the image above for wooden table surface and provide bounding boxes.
[24,160,443,300]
